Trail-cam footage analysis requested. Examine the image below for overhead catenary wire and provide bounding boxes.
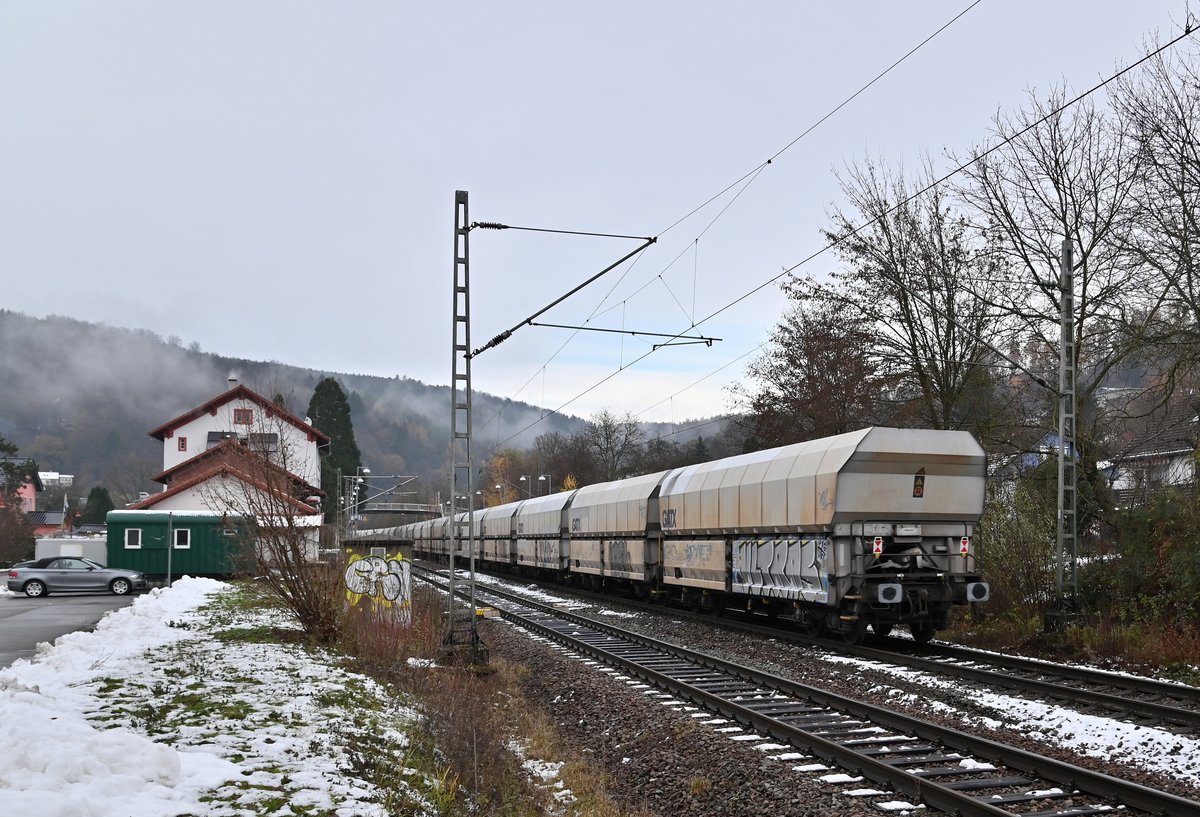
[653,0,984,240]
[528,320,719,345]
[482,21,1198,454]
[473,0,986,434]
[469,236,657,358]
[471,222,652,241]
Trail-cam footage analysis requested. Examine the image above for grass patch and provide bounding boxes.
[96,677,124,694]
[213,625,292,644]
[947,607,1200,682]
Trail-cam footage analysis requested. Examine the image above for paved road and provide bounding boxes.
[0,592,139,667]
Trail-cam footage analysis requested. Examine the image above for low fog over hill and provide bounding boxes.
[0,311,725,503]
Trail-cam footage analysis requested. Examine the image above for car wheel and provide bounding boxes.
[110,578,132,596]
[24,580,47,598]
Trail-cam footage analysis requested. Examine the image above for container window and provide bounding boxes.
[173,529,191,549]
[125,528,142,549]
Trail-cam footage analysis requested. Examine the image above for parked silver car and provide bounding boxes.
[6,557,148,598]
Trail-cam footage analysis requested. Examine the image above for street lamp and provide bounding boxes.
[517,475,533,497]
[494,477,530,501]
[538,473,554,496]
[343,466,370,536]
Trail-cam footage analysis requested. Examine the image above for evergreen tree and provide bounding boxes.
[0,435,36,563]
[79,486,115,524]
[307,378,362,513]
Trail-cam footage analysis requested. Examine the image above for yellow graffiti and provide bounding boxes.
[344,553,412,624]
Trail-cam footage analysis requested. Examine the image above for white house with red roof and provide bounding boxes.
[130,385,330,524]
[146,384,326,488]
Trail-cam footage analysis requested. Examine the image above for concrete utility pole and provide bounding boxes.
[445,190,485,664]
[1048,238,1079,632]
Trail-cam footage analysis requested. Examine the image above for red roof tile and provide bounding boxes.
[148,385,330,445]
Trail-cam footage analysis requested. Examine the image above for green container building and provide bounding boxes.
[106,510,250,577]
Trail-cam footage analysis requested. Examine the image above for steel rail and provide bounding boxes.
[923,641,1200,705]
[416,567,1200,817]
[470,563,1200,730]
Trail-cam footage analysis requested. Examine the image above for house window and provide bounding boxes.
[233,408,253,425]
[248,433,279,453]
[125,529,142,549]
[178,436,188,452]
[173,528,191,549]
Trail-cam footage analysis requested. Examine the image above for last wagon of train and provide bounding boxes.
[364,427,989,644]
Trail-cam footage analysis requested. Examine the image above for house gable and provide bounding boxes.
[148,385,330,446]
[149,385,327,486]
[130,463,320,515]
[152,438,323,499]
[1110,402,1200,505]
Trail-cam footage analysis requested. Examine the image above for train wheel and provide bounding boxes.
[842,617,867,645]
[871,623,894,638]
[910,624,935,644]
[800,611,825,637]
[709,593,727,617]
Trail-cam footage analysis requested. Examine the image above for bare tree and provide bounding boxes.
[816,157,1018,446]
[581,410,645,481]
[954,88,1153,495]
[729,295,891,449]
[200,412,342,642]
[1111,42,1200,397]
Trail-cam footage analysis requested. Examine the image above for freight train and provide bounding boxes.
[357,427,990,644]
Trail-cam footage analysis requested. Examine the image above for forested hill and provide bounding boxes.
[0,310,592,502]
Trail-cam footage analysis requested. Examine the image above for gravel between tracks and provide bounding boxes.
[483,620,893,817]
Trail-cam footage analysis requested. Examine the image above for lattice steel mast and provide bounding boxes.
[445,190,484,662]
[1051,238,1079,628]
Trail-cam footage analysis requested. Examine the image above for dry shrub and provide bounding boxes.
[338,588,648,816]
[418,662,530,813]
[1045,620,1200,682]
[339,586,444,673]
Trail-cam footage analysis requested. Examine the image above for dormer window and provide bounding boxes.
[248,433,279,453]
[207,431,237,449]
[233,408,253,425]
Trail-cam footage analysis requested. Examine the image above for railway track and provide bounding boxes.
[417,565,1200,817]
[886,641,1200,732]
[462,564,1200,734]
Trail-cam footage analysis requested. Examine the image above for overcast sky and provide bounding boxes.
[0,2,1190,427]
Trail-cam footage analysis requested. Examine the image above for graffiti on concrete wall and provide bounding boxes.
[344,554,412,625]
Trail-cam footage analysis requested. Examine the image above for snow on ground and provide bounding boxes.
[823,653,1200,788]
[0,577,436,817]
[469,571,644,619]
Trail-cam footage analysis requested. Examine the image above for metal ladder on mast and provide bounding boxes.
[1049,239,1079,630]
[445,189,486,662]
